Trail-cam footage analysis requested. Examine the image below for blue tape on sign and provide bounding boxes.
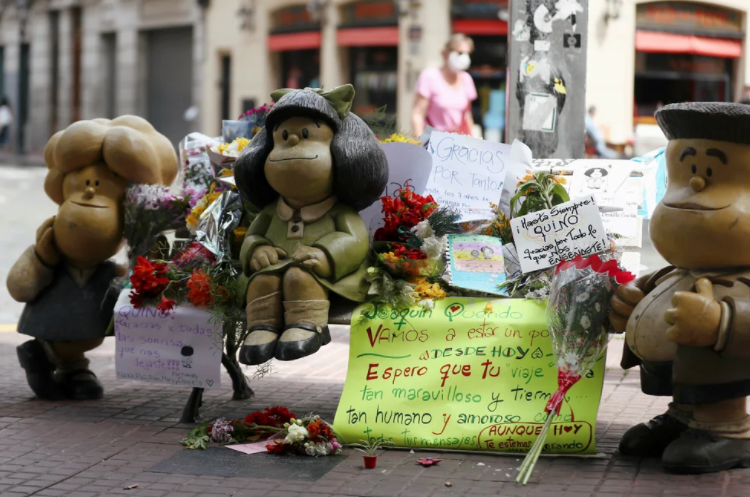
[631,148,666,218]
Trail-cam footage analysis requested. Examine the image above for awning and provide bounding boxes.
[337,26,399,47]
[452,19,508,36]
[267,31,321,52]
[635,30,742,58]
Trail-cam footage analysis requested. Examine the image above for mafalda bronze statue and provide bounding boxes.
[611,102,750,473]
[7,116,177,400]
[235,85,388,364]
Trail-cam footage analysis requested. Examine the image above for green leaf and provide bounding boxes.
[551,183,570,204]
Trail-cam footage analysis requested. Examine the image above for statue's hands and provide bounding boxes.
[35,217,59,267]
[609,284,645,332]
[292,246,332,278]
[249,245,287,273]
[665,278,721,347]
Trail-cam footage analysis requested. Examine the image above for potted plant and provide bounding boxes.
[348,439,393,469]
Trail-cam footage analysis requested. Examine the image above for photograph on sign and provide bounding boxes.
[446,234,507,295]
[510,195,608,273]
[114,290,223,389]
[425,131,510,222]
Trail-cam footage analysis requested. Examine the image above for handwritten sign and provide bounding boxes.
[113,290,223,389]
[426,131,510,222]
[510,196,608,274]
[333,299,604,454]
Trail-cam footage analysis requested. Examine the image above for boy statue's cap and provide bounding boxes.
[656,102,750,145]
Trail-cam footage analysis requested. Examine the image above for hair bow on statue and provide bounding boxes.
[270,84,356,119]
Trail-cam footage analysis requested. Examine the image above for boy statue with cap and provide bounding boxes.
[6,116,177,401]
[611,102,750,473]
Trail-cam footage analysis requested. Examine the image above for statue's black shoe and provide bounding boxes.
[16,340,64,400]
[663,429,750,474]
[619,413,688,458]
[59,369,104,400]
[275,324,330,361]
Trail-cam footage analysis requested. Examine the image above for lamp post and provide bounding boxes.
[237,0,255,32]
[604,0,622,25]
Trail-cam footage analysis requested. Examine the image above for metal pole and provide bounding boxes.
[506,0,588,159]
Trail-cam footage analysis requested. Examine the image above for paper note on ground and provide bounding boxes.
[114,290,222,389]
[426,131,510,222]
[360,142,434,237]
[333,299,605,454]
[447,235,506,295]
[510,195,608,273]
[225,442,271,455]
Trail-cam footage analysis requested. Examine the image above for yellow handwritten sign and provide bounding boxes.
[333,298,605,454]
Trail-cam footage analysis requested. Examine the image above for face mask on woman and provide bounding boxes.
[447,51,471,72]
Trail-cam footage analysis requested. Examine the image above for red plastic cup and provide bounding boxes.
[363,455,378,469]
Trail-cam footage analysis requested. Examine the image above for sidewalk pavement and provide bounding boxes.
[0,328,746,497]
[0,153,46,168]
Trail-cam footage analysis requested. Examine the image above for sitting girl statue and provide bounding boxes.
[6,116,177,400]
[234,85,388,364]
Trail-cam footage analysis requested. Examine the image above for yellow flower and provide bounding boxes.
[552,175,566,185]
[485,302,493,313]
[186,191,222,228]
[219,168,234,177]
[410,277,447,301]
[516,169,535,187]
[381,133,420,145]
[217,137,250,155]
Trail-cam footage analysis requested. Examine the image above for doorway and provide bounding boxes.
[17,43,30,153]
[220,54,231,120]
[145,27,193,147]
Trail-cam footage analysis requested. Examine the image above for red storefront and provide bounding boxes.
[633,1,744,124]
[268,6,322,89]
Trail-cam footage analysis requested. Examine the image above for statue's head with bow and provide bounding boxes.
[235,84,388,212]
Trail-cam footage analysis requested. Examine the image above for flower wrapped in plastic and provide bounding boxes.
[516,254,635,485]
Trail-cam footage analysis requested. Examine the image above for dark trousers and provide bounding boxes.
[0,126,8,147]
[639,360,750,404]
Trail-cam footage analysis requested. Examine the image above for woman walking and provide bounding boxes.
[411,33,477,138]
[0,97,13,149]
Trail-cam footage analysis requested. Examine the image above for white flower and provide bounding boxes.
[580,315,591,329]
[564,352,579,365]
[412,220,434,241]
[420,235,446,259]
[417,299,435,310]
[284,423,309,444]
[594,302,601,312]
[576,293,589,302]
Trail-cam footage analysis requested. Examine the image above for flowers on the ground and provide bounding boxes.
[186,269,215,307]
[239,103,273,121]
[182,406,341,457]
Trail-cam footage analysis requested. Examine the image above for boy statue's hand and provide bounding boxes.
[35,217,59,267]
[665,278,721,347]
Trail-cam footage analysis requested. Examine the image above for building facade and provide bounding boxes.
[0,0,205,154]
[203,0,749,149]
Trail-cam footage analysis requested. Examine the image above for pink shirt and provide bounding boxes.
[415,67,477,133]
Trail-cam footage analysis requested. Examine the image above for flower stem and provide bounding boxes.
[516,414,554,485]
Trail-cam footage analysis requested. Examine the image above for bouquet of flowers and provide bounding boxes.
[516,254,635,485]
[127,247,239,317]
[181,406,342,457]
[122,184,202,267]
[367,184,459,309]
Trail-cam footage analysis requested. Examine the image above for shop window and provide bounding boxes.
[281,50,321,90]
[634,53,732,118]
[350,46,397,121]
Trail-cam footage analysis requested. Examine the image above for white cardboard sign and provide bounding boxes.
[114,290,223,389]
[425,131,510,222]
[359,142,434,238]
[510,195,609,273]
